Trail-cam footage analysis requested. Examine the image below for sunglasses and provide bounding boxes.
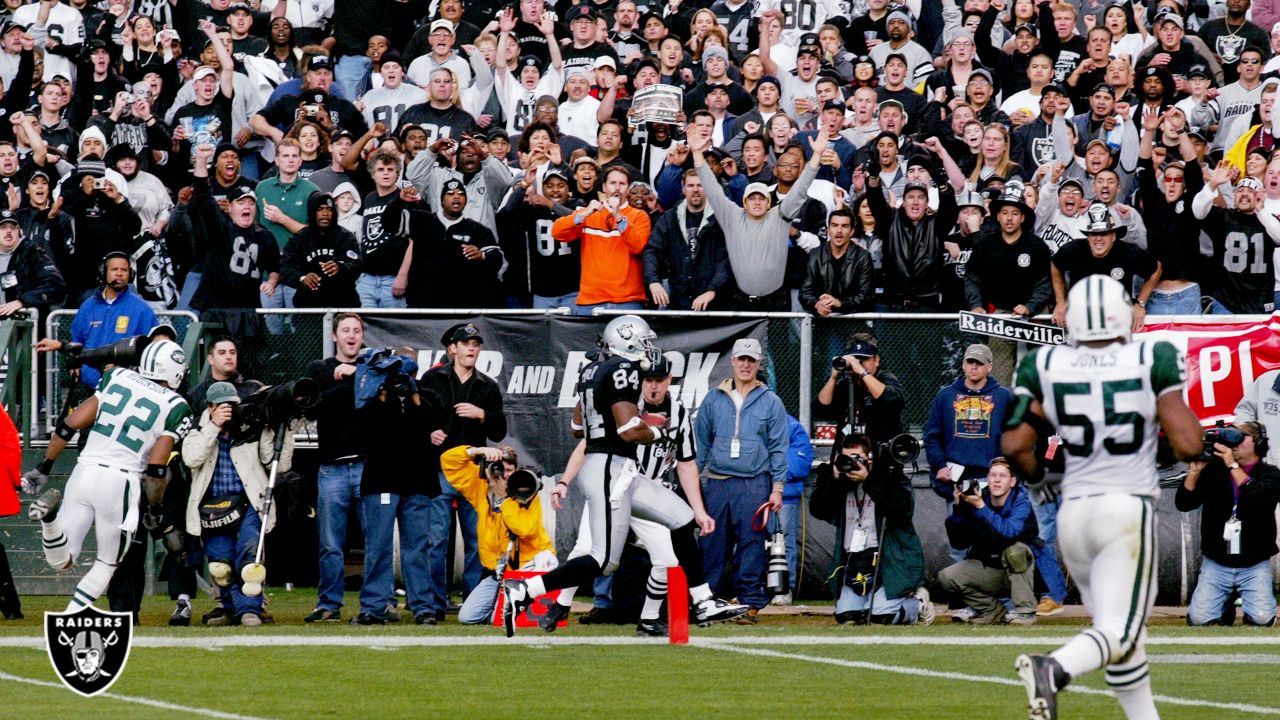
[1163,175,1184,183]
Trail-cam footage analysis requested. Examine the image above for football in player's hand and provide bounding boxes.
[641,413,668,427]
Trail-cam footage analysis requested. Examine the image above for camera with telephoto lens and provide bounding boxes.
[230,379,319,437]
[64,335,147,370]
[1199,420,1245,461]
[833,452,866,475]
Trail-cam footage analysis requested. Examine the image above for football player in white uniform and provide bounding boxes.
[1002,274,1203,720]
[23,340,193,612]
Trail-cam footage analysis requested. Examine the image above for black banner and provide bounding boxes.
[958,311,1065,346]
[362,315,768,473]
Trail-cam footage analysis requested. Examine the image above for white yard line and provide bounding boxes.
[697,643,1280,717]
[0,670,273,720]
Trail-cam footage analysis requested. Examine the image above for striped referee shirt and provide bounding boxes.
[637,395,697,490]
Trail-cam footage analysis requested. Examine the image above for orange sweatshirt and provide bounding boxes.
[552,204,650,305]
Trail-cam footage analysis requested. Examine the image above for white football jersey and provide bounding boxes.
[1014,339,1185,498]
[756,0,844,47]
[81,367,193,473]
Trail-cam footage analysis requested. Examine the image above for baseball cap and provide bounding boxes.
[742,182,771,200]
[963,344,994,365]
[542,165,569,184]
[877,99,905,115]
[449,323,484,344]
[903,180,930,196]
[821,97,845,113]
[594,56,616,70]
[1013,22,1037,35]
[886,8,913,25]
[572,155,599,168]
[227,185,256,202]
[228,2,252,12]
[206,381,241,405]
[307,55,333,72]
[441,178,468,200]
[1,20,24,36]
[968,68,994,85]
[1059,177,1086,194]
[192,65,218,81]
[1091,82,1116,97]
[569,4,598,21]
[1155,9,1184,28]
[1238,176,1264,191]
[439,323,467,348]
[0,209,18,227]
[731,338,763,360]
[429,18,454,33]
[847,336,878,358]
[148,323,178,342]
[1187,64,1212,80]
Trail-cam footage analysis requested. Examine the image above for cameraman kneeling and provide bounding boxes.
[182,383,295,626]
[441,445,554,625]
[809,434,929,625]
[938,458,1039,625]
[1177,423,1280,627]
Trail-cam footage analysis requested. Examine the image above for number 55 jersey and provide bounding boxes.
[1013,339,1185,497]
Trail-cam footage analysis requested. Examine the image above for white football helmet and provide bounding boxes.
[139,339,188,387]
[1065,274,1133,346]
[601,315,657,362]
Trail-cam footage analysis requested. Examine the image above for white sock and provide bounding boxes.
[556,587,576,607]
[689,582,712,604]
[41,518,70,569]
[641,567,667,621]
[1051,628,1112,678]
[1112,675,1158,720]
[524,576,546,598]
[67,560,115,611]
[178,593,190,603]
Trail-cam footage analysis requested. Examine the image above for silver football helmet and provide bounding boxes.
[601,315,657,363]
[1065,274,1133,346]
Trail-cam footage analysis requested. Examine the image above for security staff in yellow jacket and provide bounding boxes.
[442,445,555,624]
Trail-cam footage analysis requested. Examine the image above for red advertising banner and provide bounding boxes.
[1138,316,1280,424]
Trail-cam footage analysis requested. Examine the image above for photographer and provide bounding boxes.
[442,445,554,626]
[809,433,930,625]
[938,458,1041,625]
[352,347,444,626]
[1176,423,1280,627]
[814,333,905,447]
[182,383,295,627]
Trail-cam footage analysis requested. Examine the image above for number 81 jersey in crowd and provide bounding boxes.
[1013,339,1185,497]
[578,354,642,457]
[80,367,194,474]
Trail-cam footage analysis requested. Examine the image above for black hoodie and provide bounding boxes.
[281,193,362,308]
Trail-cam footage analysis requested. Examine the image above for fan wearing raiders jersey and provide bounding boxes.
[1192,167,1280,314]
[405,179,505,308]
[23,342,194,613]
[188,144,280,312]
[502,316,747,636]
[712,0,756,59]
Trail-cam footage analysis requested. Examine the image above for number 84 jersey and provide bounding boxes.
[80,367,194,474]
[1013,339,1184,497]
[578,354,642,457]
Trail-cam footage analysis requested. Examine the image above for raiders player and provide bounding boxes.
[545,352,742,636]
[502,316,745,636]
[1002,275,1203,720]
[23,340,194,612]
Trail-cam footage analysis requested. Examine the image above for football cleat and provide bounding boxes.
[503,580,531,638]
[636,618,668,637]
[28,489,61,522]
[693,596,749,626]
[1016,653,1069,720]
[169,599,192,627]
[538,602,570,633]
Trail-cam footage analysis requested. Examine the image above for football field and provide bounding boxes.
[1,594,1278,720]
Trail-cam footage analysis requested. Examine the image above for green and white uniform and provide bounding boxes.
[1013,338,1185,701]
[43,367,192,611]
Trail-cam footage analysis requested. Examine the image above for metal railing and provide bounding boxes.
[0,309,38,444]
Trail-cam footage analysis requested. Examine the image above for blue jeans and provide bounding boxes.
[1206,298,1238,315]
[1032,498,1068,603]
[359,492,434,617]
[572,300,643,317]
[1145,283,1201,316]
[357,274,407,309]
[592,574,613,609]
[260,284,297,334]
[532,292,579,311]
[836,584,917,623]
[316,460,364,612]
[459,574,500,624]
[426,472,481,613]
[177,271,202,313]
[701,474,771,609]
[334,54,372,101]
[1188,556,1277,626]
[203,504,263,617]
[779,501,800,591]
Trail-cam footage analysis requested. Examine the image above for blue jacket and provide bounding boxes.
[794,130,857,189]
[695,379,789,487]
[923,375,1014,498]
[783,415,813,504]
[655,164,746,210]
[69,287,158,389]
[944,484,1040,567]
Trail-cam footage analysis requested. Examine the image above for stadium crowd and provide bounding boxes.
[0,0,1279,631]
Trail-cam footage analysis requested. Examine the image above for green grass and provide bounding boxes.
[1,593,1277,719]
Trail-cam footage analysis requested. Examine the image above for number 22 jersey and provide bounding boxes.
[1013,339,1184,497]
[81,367,193,474]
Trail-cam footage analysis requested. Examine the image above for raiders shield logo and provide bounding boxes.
[1110,267,1125,280]
[1017,253,1031,268]
[1217,34,1246,64]
[44,605,133,697]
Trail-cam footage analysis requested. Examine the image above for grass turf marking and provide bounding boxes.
[696,642,1280,717]
[0,670,273,720]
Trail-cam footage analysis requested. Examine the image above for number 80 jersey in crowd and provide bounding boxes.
[578,354,643,457]
[80,367,194,474]
[1013,339,1185,498]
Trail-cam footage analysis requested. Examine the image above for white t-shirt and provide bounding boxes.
[496,68,564,135]
[558,96,602,146]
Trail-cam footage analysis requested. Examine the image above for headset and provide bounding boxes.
[99,251,133,284]
[1249,422,1269,459]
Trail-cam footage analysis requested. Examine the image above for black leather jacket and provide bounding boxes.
[799,242,874,315]
[867,181,958,303]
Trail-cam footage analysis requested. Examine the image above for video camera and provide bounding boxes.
[64,336,148,370]
[1199,420,1245,461]
[230,379,319,438]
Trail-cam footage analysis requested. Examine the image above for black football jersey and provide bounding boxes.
[578,354,642,456]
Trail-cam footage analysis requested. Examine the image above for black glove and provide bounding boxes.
[930,163,949,187]
[863,157,881,178]
[142,504,164,531]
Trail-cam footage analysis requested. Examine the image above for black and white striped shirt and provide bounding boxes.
[637,395,697,490]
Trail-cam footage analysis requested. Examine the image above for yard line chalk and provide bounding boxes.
[696,642,1280,717]
[2,634,1280,649]
[0,670,273,720]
